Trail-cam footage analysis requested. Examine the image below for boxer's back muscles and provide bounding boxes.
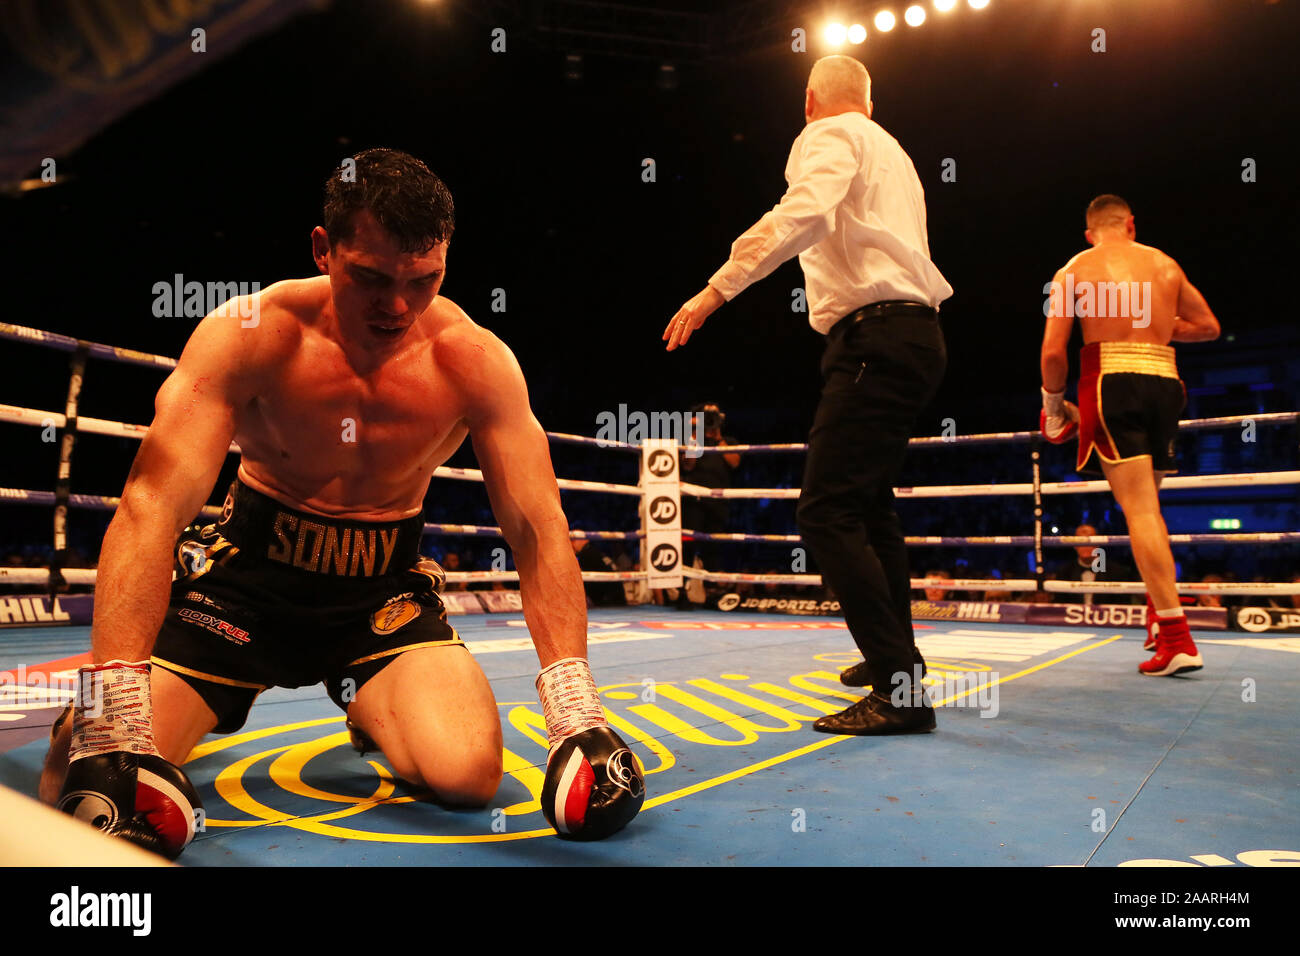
[1052,241,1219,345]
[1058,242,1181,344]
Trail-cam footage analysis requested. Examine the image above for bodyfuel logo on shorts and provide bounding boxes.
[641,438,683,589]
[49,886,151,936]
[178,608,249,645]
[1043,275,1153,328]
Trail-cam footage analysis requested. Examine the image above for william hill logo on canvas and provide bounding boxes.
[185,654,899,843]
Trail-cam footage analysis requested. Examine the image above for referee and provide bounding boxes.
[664,55,952,735]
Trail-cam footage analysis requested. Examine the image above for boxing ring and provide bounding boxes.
[2,320,1298,867]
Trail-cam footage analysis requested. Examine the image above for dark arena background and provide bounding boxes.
[1,0,1296,932]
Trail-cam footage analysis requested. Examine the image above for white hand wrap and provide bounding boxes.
[68,660,159,762]
[536,657,607,749]
[1041,387,1066,418]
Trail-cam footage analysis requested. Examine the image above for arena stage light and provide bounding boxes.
[874,10,896,32]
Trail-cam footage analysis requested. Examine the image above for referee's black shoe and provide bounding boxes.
[839,660,871,687]
[839,655,928,687]
[813,690,936,735]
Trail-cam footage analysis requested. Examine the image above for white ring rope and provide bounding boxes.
[5,493,1289,551]
[682,472,1300,500]
[0,405,640,496]
[681,529,1300,546]
[7,564,1296,595]
[3,403,1295,500]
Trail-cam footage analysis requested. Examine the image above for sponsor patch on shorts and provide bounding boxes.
[370,596,421,635]
[184,591,227,612]
[178,607,250,645]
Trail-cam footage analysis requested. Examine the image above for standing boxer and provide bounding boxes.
[664,56,952,734]
[1039,194,1220,675]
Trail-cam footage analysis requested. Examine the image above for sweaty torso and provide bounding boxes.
[233,278,471,520]
[1059,241,1183,345]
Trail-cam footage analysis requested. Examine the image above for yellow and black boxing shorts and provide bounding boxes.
[1076,341,1187,476]
[150,477,457,733]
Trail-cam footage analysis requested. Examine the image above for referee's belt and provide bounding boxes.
[831,300,937,336]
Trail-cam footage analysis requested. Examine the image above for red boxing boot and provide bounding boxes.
[1143,595,1158,651]
[1139,614,1204,677]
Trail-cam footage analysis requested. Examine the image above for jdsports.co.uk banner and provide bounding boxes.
[714,592,1230,631]
[1234,605,1300,633]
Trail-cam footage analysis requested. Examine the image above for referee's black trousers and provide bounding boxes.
[796,305,946,695]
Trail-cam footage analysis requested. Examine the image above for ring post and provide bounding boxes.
[50,344,89,597]
[1030,434,1045,595]
[641,437,683,592]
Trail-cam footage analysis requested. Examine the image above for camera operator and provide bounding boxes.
[679,403,740,605]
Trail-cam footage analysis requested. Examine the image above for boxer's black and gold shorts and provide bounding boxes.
[151,478,457,733]
[1077,341,1186,476]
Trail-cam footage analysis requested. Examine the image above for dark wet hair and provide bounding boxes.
[323,148,455,253]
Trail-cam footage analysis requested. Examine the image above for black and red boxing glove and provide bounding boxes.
[536,658,644,840]
[1040,387,1080,444]
[57,661,202,860]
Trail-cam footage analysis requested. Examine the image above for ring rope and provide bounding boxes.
[0,490,648,542]
[0,406,641,496]
[0,321,177,371]
[45,397,1283,502]
[680,471,1300,499]
[678,528,1300,546]
[4,492,1290,549]
[7,564,1297,595]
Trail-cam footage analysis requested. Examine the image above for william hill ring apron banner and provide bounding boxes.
[641,438,683,590]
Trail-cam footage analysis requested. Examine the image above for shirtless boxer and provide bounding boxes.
[41,149,643,856]
[1039,194,1220,676]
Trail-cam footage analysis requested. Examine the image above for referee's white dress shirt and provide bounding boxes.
[707,111,953,335]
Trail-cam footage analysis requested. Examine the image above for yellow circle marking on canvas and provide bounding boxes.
[195,638,1120,842]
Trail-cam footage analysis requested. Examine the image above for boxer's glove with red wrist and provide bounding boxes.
[57,661,202,860]
[1040,388,1080,444]
[536,658,644,840]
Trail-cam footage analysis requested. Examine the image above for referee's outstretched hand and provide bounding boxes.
[664,285,725,351]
